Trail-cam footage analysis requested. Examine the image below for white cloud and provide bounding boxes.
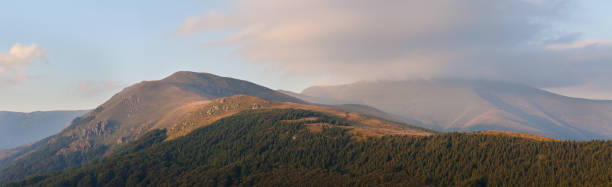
[0,43,47,85]
[177,0,612,99]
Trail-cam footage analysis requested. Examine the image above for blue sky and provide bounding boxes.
[1,0,611,112]
[0,0,317,112]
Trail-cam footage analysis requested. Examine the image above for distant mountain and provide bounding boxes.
[8,109,611,186]
[0,72,429,184]
[295,80,612,140]
[0,110,88,150]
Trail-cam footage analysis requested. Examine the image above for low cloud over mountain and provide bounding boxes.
[178,0,612,99]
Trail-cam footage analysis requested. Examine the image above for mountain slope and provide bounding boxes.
[297,80,612,140]
[0,71,305,183]
[59,71,304,147]
[165,95,433,140]
[8,109,611,186]
[0,72,433,184]
[0,110,88,150]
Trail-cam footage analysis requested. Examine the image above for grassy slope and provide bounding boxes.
[166,95,434,140]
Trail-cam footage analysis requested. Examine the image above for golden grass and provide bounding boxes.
[164,95,433,140]
[304,123,330,133]
[153,100,211,130]
[160,95,558,142]
[477,130,558,141]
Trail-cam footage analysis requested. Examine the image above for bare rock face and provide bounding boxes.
[80,120,116,138]
[116,137,128,144]
[252,103,262,109]
[55,139,93,155]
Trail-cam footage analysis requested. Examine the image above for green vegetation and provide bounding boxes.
[5,109,612,186]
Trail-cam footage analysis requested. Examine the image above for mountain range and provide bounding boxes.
[0,110,88,150]
[0,71,428,184]
[284,80,612,140]
[0,72,610,186]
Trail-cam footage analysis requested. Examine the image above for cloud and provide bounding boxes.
[77,81,123,96]
[546,39,612,50]
[545,83,612,100]
[177,0,611,98]
[0,43,47,85]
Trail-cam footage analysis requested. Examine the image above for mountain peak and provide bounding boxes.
[161,71,223,84]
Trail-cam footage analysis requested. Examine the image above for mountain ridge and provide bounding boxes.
[0,110,89,150]
[0,71,430,184]
[0,71,308,183]
[296,79,612,140]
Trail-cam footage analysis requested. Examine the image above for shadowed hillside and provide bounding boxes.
[0,110,88,150]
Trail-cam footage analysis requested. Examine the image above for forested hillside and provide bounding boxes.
[8,109,612,187]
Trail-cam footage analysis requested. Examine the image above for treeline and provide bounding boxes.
[7,109,612,186]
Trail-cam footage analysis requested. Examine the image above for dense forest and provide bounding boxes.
[5,109,612,186]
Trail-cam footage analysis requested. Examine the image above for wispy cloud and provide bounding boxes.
[546,39,612,50]
[0,43,47,86]
[177,0,611,99]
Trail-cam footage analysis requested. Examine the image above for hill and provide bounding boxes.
[0,110,88,150]
[7,109,611,186]
[0,71,304,183]
[296,80,612,140]
[0,72,430,184]
[165,95,433,140]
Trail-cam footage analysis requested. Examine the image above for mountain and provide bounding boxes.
[294,80,612,140]
[0,110,88,150]
[0,71,429,184]
[7,109,611,186]
[59,71,304,147]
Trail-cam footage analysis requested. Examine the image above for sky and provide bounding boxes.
[0,0,611,112]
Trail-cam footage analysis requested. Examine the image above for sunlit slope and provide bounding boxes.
[60,71,304,148]
[166,95,434,140]
[299,80,612,140]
